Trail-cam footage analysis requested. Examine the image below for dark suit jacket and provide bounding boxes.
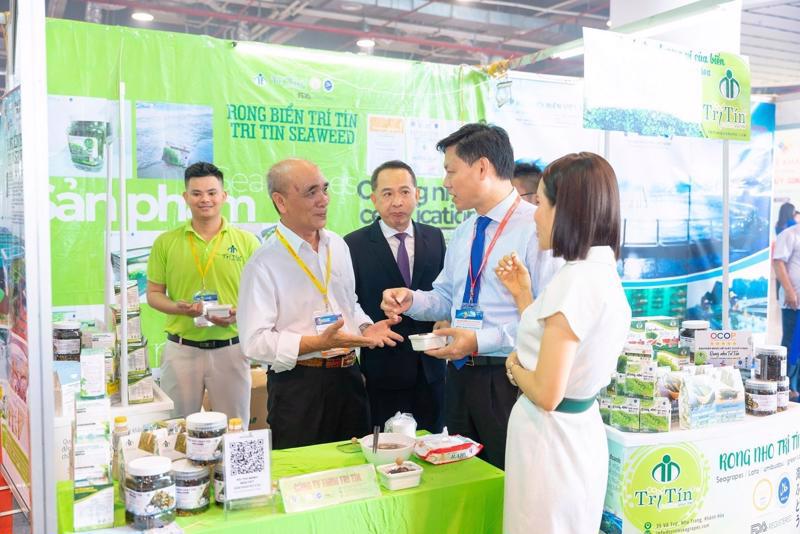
[345,219,446,390]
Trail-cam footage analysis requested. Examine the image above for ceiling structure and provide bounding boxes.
[30,0,800,94]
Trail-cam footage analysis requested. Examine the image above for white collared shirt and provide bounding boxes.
[378,218,415,274]
[407,190,564,357]
[238,222,373,372]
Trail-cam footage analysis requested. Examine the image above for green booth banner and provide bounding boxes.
[46,19,489,362]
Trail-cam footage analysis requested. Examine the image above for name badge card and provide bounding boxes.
[314,312,349,357]
[453,305,484,330]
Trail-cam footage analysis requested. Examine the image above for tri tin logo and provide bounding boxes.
[719,69,741,100]
[623,444,710,532]
[651,454,681,483]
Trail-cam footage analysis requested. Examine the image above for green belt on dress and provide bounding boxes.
[554,396,597,414]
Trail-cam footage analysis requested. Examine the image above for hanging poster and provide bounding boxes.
[583,28,751,141]
[0,87,32,511]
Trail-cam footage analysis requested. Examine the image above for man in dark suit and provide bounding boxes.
[345,160,447,433]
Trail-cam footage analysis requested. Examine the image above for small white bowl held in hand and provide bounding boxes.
[205,304,232,318]
[408,333,447,352]
[359,432,416,465]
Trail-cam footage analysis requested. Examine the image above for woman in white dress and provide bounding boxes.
[495,152,631,534]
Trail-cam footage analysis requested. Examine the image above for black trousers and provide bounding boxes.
[366,360,445,434]
[445,363,518,469]
[267,363,370,449]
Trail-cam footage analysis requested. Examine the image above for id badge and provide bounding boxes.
[193,290,219,328]
[453,304,484,331]
[313,311,349,358]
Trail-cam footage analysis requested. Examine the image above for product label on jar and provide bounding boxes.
[125,484,176,516]
[214,478,225,503]
[54,338,81,356]
[746,392,777,414]
[781,360,787,377]
[68,134,99,160]
[176,481,210,510]
[679,335,695,351]
[778,391,789,409]
[187,436,223,462]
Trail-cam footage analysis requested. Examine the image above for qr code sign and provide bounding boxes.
[229,437,265,476]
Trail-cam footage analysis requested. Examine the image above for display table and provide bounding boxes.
[602,403,800,534]
[57,437,504,534]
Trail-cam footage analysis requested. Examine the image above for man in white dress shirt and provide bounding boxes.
[380,123,561,468]
[238,158,403,449]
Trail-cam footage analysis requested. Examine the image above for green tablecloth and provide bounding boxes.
[58,439,504,534]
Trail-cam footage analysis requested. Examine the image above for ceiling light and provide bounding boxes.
[356,38,375,49]
[340,1,362,11]
[131,11,154,22]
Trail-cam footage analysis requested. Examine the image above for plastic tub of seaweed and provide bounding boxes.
[161,143,191,167]
[67,121,110,171]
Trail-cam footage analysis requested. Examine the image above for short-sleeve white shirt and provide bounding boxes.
[515,246,631,398]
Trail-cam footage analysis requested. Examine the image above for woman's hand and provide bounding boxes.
[495,252,533,312]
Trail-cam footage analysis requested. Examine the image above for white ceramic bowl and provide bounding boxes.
[359,432,416,465]
[408,333,447,351]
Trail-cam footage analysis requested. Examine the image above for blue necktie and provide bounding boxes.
[453,216,492,370]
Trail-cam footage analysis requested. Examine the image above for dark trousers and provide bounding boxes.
[366,360,445,434]
[781,308,800,393]
[445,363,518,469]
[267,363,370,449]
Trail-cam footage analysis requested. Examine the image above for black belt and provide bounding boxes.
[463,355,505,367]
[167,333,239,350]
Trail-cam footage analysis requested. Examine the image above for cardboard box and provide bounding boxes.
[201,367,269,429]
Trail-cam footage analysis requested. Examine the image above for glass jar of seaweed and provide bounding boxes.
[745,379,777,416]
[53,321,81,361]
[214,460,225,506]
[186,412,227,465]
[124,456,176,530]
[778,377,790,412]
[679,320,709,363]
[172,459,210,516]
[754,345,787,382]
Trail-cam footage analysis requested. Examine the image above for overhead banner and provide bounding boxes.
[46,19,488,362]
[583,28,751,141]
[0,88,32,511]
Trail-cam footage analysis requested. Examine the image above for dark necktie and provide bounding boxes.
[454,216,492,370]
[395,232,411,287]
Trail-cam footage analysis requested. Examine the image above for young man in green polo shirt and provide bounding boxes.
[146,162,260,425]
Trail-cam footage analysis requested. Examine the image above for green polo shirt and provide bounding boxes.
[146,217,260,341]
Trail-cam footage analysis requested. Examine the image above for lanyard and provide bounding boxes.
[276,229,332,310]
[467,195,521,304]
[187,231,225,290]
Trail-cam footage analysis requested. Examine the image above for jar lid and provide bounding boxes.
[681,320,709,329]
[114,416,127,425]
[53,320,81,330]
[172,459,209,478]
[228,417,242,430]
[127,456,172,477]
[186,411,228,431]
[755,345,787,357]
[745,379,778,392]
